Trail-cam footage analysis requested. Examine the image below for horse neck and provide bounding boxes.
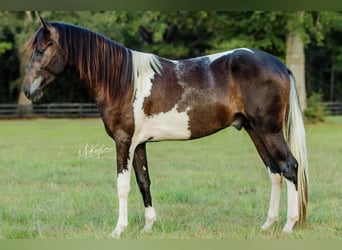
[64,32,134,105]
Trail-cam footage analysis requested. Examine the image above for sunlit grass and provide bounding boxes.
[0,117,341,239]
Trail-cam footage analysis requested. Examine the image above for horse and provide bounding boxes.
[23,16,308,238]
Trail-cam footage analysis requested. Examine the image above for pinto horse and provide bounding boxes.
[23,17,308,238]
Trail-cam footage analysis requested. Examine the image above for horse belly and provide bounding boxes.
[134,107,191,142]
[187,102,234,139]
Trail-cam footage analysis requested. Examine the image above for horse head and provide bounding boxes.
[23,16,67,103]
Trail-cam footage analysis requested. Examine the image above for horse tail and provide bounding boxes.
[285,69,309,226]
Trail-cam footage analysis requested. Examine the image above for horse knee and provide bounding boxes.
[279,157,298,186]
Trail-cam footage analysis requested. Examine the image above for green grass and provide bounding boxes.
[0,117,341,239]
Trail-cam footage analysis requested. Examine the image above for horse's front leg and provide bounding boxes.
[133,143,156,233]
[111,136,134,238]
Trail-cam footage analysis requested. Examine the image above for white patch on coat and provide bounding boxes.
[135,106,191,143]
[131,50,160,119]
[207,48,254,62]
[131,50,161,98]
[131,50,191,145]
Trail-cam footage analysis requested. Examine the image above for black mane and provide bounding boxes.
[30,22,134,104]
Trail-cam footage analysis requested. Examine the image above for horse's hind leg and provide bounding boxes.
[252,129,299,233]
[132,143,156,233]
[244,126,282,230]
[283,179,298,233]
[263,169,283,230]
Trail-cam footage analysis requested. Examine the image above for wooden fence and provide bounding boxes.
[0,103,99,118]
[0,102,341,119]
[325,102,342,116]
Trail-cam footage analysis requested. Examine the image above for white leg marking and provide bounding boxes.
[142,206,156,233]
[283,179,299,233]
[262,168,282,230]
[111,168,132,238]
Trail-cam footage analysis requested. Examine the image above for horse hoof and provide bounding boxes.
[261,217,279,231]
[110,231,121,239]
[140,227,152,234]
[110,226,125,239]
[282,228,293,234]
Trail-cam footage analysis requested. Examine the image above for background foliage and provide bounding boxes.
[0,11,341,104]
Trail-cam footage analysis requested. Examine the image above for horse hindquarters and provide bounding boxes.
[260,73,308,233]
[238,70,307,232]
[233,62,299,232]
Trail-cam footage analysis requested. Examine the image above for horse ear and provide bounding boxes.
[38,15,59,42]
[39,15,52,32]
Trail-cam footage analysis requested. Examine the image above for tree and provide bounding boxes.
[206,11,342,108]
[1,11,341,105]
[0,42,12,54]
[305,12,342,102]
[0,15,20,103]
[286,12,307,109]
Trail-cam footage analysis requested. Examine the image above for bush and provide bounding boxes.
[304,92,329,123]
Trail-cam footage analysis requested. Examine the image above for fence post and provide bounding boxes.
[18,104,33,118]
[80,103,83,118]
[47,104,50,118]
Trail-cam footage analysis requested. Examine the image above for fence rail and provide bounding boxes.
[324,102,342,116]
[0,103,99,118]
[0,102,341,119]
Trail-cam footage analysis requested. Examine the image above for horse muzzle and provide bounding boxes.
[23,76,45,103]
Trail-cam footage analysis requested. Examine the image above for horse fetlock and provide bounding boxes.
[143,206,156,232]
[261,216,279,230]
[142,224,153,234]
[282,216,298,233]
[282,224,294,234]
[111,223,128,238]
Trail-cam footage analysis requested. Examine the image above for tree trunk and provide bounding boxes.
[286,31,307,110]
[25,11,33,22]
[329,53,335,102]
[18,11,34,108]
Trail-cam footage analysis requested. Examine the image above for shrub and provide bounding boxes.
[304,92,329,123]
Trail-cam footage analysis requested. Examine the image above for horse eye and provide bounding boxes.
[35,48,45,56]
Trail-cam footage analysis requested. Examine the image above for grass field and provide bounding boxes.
[0,116,341,239]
